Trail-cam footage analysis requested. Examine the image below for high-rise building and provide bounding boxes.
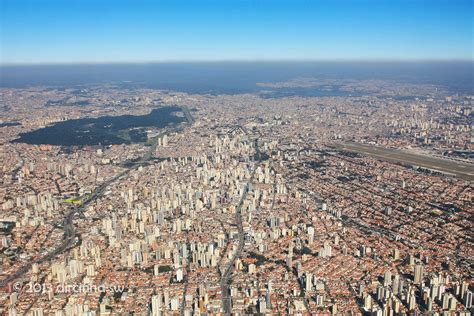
[414,264,424,285]
[151,294,162,316]
[384,270,392,287]
[463,290,472,309]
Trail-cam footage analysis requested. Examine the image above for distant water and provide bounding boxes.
[1,61,473,94]
[13,106,185,146]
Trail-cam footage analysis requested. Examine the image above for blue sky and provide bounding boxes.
[1,0,472,64]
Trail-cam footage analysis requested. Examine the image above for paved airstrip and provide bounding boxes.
[333,142,474,181]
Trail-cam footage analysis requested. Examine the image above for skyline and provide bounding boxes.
[1,0,473,65]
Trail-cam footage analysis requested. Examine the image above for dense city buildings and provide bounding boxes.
[0,79,472,315]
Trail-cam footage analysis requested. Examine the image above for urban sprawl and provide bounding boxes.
[0,79,472,315]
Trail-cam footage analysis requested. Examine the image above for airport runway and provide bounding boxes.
[333,142,474,181]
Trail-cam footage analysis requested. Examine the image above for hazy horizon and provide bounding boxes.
[2,58,474,67]
[2,61,473,94]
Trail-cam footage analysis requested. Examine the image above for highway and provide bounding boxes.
[333,142,474,181]
[220,167,254,314]
[220,138,262,315]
